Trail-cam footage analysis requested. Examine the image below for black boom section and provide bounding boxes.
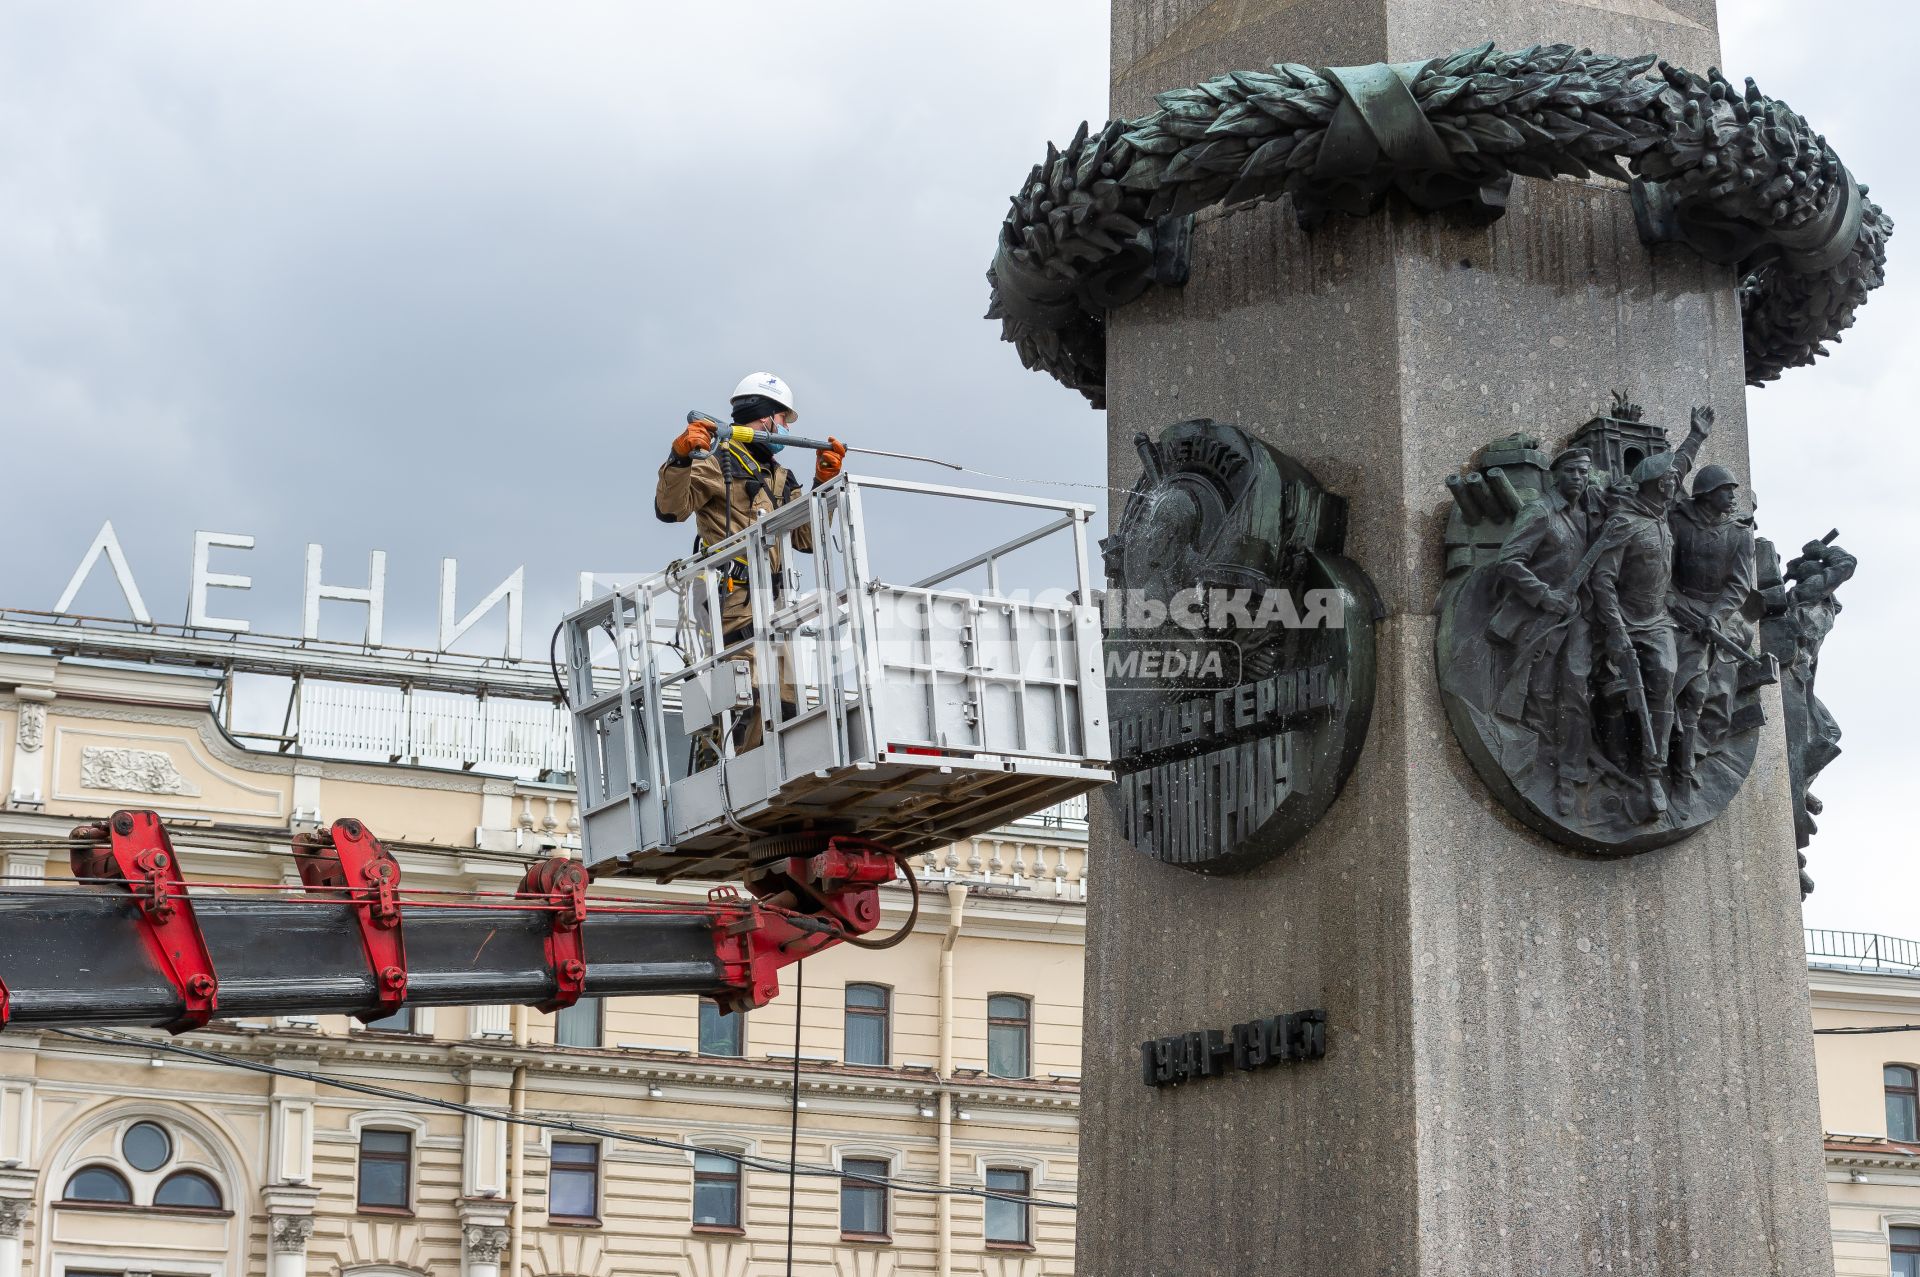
[0,890,727,1031]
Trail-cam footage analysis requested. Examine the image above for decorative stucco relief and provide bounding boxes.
[79,746,202,797]
[16,703,45,752]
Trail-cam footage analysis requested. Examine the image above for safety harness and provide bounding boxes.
[697,441,801,595]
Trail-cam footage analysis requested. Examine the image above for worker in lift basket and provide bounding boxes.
[655,372,847,755]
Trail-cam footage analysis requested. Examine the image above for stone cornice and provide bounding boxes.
[1825,1140,1920,1169]
[1808,966,1920,1009]
[46,1026,1080,1111]
[447,1041,1081,1110]
[1825,1152,1915,1167]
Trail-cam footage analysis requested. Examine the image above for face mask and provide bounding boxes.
[763,419,788,453]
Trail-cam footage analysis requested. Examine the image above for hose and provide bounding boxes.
[833,855,921,951]
[548,617,568,705]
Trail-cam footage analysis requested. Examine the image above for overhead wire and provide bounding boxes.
[0,876,917,937]
[0,828,549,871]
[49,1027,1077,1211]
[923,458,1136,498]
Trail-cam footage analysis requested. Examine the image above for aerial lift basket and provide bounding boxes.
[563,474,1112,881]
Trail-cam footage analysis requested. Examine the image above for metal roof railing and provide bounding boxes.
[0,606,565,699]
[1805,928,1920,972]
[1011,793,1088,833]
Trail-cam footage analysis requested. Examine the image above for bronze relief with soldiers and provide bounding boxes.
[1436,393,1780,853]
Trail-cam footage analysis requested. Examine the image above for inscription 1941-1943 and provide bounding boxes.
[1101,420,1380,874]
[1141,1009,1328,1088]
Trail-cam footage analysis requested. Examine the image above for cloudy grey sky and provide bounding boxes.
[0,2,1911,935]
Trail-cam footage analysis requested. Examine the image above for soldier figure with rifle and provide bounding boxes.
[1490,446,1606,816]
[1668,462,1759,789]
[1587,406,1712,815]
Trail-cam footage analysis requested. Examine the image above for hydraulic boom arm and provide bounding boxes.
[0,810,903,1034]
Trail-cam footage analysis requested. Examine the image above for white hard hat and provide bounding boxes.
[729,371,798,422]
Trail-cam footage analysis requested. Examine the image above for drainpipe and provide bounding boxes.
[937,881,969,1277]
[509,1003,529,1277]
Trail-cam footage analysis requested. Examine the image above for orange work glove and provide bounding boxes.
[815,436,847,483]
[672,418,715,457]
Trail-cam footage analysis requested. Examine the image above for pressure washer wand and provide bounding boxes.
[845,444,965,471]
[686,411,966,471]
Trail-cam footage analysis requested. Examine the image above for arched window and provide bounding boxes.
[154,1170,224,1210]
[51,1114,235,1224]
[1888,1065,1918,1141]
[845,984,891,1066]
[63,1165,133,1204]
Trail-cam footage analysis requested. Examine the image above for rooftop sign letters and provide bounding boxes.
[48,520,632,662]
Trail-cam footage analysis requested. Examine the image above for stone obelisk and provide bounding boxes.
[1081,1,1835,1274]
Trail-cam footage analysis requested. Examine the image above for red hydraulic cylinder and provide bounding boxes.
[70,810,220,1032]
[292,818,409,1022]
[517,858,590,1012]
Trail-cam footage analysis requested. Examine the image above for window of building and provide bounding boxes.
[555,996,604,1049]
[548,1140,600,1222]
[364,1005,416,1033]
[1889,1066,1918,1142]
[357,1128,413,1211]
[839,1157,890,1239]
[844,984,891,1066]
[121,1121,172,1172]
[62,1166,133,1204]
[987,995,1032,1079]
[699,998,744,1057]
[153,1170,223,1211]
[692,1150,742,1230]
[1894,1226,1920,1277]
[984,1167,1031,1245]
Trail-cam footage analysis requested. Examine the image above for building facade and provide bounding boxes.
[1810,932,1920,1277]
[0,646,1086,1277]
[4,636,1915,1277]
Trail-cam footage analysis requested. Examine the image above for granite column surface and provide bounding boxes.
[1080,1,1833,1273]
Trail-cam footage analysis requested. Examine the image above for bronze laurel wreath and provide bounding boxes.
[985,42,1892,408]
